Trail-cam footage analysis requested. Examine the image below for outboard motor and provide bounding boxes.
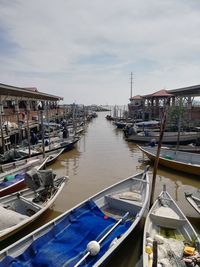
[25,168,42,191]
[38,169,55,188]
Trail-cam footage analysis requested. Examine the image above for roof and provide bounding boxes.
[130,95,143,100]
[167,84,200,97]
[0,83,63,101]
[144,89,174,98]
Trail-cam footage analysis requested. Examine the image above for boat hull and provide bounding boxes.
[143,190,199,267]
[127,132,198,144]
[138,145,200,176]
[0,170,149,266]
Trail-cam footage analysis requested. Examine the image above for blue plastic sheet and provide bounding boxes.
[0,200,131,266]
[0,173,25,189]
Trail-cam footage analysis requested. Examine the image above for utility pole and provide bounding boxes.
[130,72,133,99]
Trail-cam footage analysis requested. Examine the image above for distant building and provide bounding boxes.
[128,85,200,122]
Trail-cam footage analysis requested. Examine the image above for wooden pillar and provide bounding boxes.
[0,102,5,154]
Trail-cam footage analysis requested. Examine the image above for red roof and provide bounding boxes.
[144,89,174,98]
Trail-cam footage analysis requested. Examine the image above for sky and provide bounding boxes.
[0,0,200,105]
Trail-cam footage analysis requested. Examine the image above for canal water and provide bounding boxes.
[1,111,200,266]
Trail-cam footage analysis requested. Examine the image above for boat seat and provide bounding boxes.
[0,205,28,231]
[105,191,143,215]
[150,206,187,229]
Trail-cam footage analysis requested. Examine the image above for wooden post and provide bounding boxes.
[0,107,5,154]
[150,98,169,207]
[26,110,31,157]
[40,110,45,158]
[152,240,158,267]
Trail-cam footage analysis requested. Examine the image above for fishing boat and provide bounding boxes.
[0,169,67,240]
[0,157,49,198]
[185,192,200,215]
[138,145,200,176]
[143,189,200,267]
[126,131,198,144]
[165,144,200,154]
[18,136,79,157]
[0,147,64,173]
[0,136,79,165]
[0,168,150,267]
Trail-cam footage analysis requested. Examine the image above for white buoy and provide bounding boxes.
[87,241,100,256]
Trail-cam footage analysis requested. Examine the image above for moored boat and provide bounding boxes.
[0,157,49,197]
[0,147,64,173]
[138,145,200,176]
[143,189,200,267]
[0,168,149,266]
[126,131,198,144]
[185,192,200,215]
[0,136,79,165]
[0,169,67,241]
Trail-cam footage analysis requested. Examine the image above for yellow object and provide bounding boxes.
[145,246,153,254]
[184,246,195,255]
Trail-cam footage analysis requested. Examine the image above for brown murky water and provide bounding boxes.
[1,111,200,266]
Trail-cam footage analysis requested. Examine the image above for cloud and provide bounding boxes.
[0,0,200,104]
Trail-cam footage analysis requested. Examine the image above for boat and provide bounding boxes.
[0,147,64,173]
[0,169,67,240]
[0,168,150,266]
[165,144,200,154]
[0,157,49,198]
[0,136,79,165]
[143,188,200,267]
[18,136,79,156]
[185,192,200,215]
[138,145,200,176]
[126,131,198,144]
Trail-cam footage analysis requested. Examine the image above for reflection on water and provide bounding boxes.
[0,112,199,266]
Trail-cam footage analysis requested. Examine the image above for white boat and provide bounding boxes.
[185,192,200,215]
[143,189,200,267]
[138,145,200,176]
[0,169,68,240]
[0,157,49,197]
[0,147,64,173]
[126,131,198,144]
[0,168,149,266]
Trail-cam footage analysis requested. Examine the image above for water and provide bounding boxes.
[1,111,200,266]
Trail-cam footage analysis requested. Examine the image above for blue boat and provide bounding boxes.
[0,168,150,267]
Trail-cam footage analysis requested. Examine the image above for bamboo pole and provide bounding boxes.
[150,98,169,207]
[26,110,31,158]
[40,110,45,158]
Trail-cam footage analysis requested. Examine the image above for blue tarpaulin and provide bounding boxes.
[0,173,25,189]
[0,200,131,267]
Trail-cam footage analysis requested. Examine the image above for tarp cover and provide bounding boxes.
[0,200,131,267]
[0,173,25,189]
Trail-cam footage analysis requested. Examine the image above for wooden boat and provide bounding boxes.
[165,144,200,154]
[126,131,198,144]
[138,145,200,176]
[0,137,79,165]
[0,148,64,173]
[0,168,150,266]
[0,157,49,198]
[143,189,200,267]
[0,169,67,240]
[17,136,79,157]
[185,192,200,215]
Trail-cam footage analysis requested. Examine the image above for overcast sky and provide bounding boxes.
[0,0,200,105]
